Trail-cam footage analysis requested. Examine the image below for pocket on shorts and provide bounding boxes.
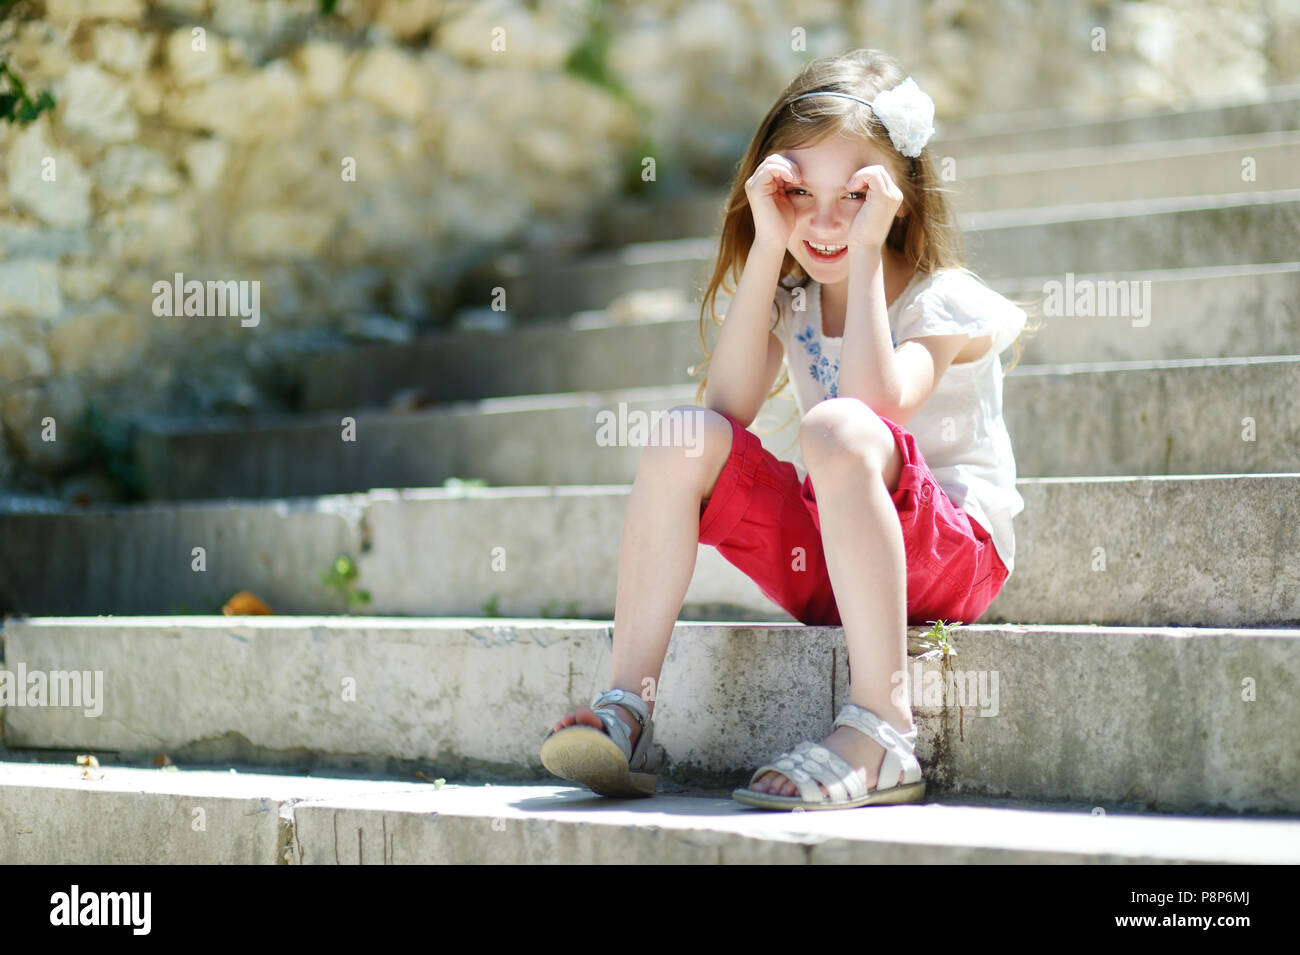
[899,472,988,622]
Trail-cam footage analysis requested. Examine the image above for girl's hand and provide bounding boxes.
[845,164,905,253]
[745,154,802,250]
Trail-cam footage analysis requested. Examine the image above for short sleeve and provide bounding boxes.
[894,269,1027,358]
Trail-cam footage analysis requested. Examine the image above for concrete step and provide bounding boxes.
[1012,262,1300,365]
[2,618,1297,814]
[293,264,1300,412]
[591,132,1300,243]
[1,472,1298,625]
[945,131,1300,214]
[133,355,1300,500]
[472,191,1300,319]
[961,189,1300,278]
[1,762,1296,864]
[1005,355,1300,477]
[934,84,1300,158]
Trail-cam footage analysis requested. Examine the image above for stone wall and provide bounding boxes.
[1,0,1297,500]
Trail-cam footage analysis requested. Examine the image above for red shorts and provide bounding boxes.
[698,409,1009,626]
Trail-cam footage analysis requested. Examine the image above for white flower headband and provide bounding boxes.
[789,76,936,159]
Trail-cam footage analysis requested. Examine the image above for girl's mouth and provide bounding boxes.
[805,240,847,262]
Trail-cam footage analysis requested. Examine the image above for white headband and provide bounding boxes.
[789,77,936,158]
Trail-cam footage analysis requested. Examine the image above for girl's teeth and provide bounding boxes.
[810,242,845,256]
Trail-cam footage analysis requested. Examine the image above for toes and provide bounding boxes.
[552,710,594,733]
[749,769,830,799]
[754,771,797,798]
[759,770,827,799]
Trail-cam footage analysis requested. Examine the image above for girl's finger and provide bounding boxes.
[847,164,887,190]
[773,156,801,183]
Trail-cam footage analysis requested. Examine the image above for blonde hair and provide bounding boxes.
[689,48,1040,428]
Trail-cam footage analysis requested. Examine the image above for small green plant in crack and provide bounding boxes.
[916,619,959,662]
[320,555,371,610]
[540,599,583,619]
[481,593,501,617]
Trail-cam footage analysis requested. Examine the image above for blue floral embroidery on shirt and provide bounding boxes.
[795,325,837,398]
[794,323,898,400]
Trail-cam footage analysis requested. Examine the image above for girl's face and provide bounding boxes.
[779,134,907,276]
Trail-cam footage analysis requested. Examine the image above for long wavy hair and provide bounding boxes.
[689,48,1039,431]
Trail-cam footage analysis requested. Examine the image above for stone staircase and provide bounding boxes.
[2,88,1300,864]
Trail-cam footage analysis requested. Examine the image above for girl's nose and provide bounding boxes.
[809,205,846,232]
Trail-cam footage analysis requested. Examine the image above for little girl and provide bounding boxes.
[542,49,1028,811]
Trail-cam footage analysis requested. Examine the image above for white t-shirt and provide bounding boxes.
[772,268,1027,577]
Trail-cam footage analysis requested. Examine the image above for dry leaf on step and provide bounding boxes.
[223,591,272,615]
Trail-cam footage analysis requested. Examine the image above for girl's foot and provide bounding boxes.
[749,719,913,797]
[550,702,643,752]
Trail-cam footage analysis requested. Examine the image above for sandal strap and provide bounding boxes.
[833,703,922,787]
[789,743,857,802]
[589,689,653,765]
[747,742,867,804]
[627,712,660,773]
[747,746,825,803]
[797,741,867,801]
[590,689,650,730]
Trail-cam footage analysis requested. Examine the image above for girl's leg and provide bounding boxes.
[549,406,735,746]
[749,398,914,796]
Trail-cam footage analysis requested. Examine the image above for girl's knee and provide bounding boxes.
[642,406,734,485]
[798,398,893,473]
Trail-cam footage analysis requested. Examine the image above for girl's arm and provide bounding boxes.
[837,248,970,423]
[836,247,899,413]
[704,238,788,429]
[887,332,979,426]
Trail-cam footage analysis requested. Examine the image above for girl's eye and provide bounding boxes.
[786,188,866,200]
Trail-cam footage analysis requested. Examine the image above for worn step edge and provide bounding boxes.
[3,619,1298,813]
[1,763,1297,864]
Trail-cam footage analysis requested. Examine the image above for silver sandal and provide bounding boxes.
[541,688,661,797]
[732,703,926,810]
